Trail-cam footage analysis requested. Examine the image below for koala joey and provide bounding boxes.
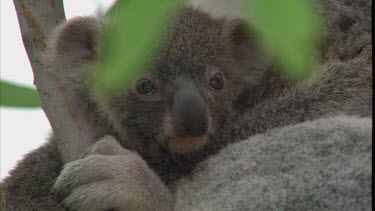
[1,1,372,210]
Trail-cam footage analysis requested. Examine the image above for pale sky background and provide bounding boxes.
[1,0,116,179]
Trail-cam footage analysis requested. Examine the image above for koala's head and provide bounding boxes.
[46,7,271,157]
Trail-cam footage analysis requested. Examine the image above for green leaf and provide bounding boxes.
[245,0,323,81]
[0,80,40,108]
[91,0,185,98]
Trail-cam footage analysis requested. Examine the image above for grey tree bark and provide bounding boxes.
[13,0,96,164]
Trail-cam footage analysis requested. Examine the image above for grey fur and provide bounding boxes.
[53,136,173,211]
[174,116,372,210]
[1,0,372,210]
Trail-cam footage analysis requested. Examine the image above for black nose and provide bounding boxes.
[172,85,209,137]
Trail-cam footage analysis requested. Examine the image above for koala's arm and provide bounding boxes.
[225,56,372,142]
[53,136,174,211]
[1,136,174,211]
[1,136,65,210]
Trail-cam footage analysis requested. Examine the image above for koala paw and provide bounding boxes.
[53,136,172,211]
[82,135,130,157]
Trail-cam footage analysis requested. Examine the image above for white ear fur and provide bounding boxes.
[46,16,101,64]
[43,16,102,85]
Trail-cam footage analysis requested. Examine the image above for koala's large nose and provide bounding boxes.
[172,86,209,137]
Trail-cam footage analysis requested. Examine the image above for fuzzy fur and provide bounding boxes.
[1,0,372,210]
[175,116,372,210]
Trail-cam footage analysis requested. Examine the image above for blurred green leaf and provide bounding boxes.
[92,0,322,97]
[245,0,322,80]
[92,0,185,97]
[0,80,40,108]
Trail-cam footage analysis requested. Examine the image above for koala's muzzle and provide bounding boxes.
[172,86,209,138]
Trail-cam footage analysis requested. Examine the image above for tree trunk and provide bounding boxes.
[13,0,96,164]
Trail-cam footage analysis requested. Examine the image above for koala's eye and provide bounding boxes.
[209,73,224,91]
[136,79,155,95]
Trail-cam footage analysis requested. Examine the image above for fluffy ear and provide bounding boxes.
[222,19,271,81]
[44,17,101,83]
[222,19,272,108]
[50,16,100,62]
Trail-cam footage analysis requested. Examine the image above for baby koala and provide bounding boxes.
[1,0,371,210]
[50,5,275,210]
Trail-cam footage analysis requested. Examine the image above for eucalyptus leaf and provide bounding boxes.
[245,0,323,80]
[91,0,185,97]
[0,80,40,108]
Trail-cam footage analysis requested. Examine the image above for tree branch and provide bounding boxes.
[13,0,96,164]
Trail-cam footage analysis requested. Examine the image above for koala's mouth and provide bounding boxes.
[154,133,209,155]
[167,135,209,154]
[157,110,213,154]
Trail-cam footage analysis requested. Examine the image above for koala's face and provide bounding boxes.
[106,65,232,155]
[101,9,269,155]
[50,7,269,156]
